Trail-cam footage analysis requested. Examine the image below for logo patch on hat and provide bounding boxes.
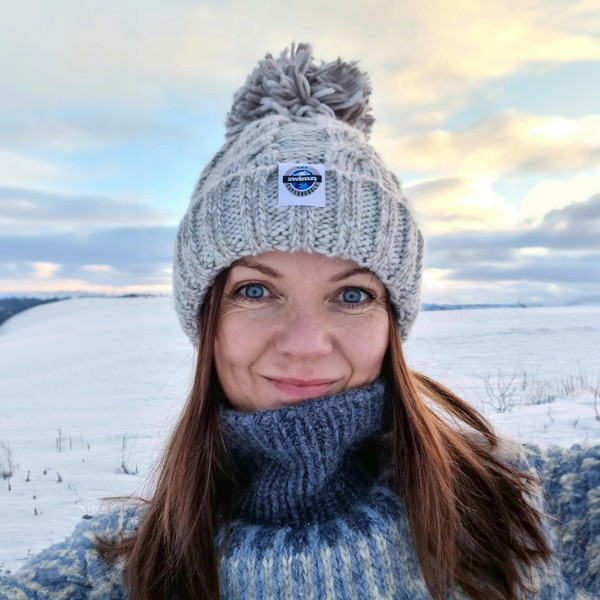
[278,163,326,206]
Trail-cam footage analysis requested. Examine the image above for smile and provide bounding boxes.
[265,377,337,398]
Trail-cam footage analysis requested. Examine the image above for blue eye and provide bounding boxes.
[342,288,364,303]
[235,283,269,301]
[232,282,273,304]
[338,287,375,308]
[243,284,265,299]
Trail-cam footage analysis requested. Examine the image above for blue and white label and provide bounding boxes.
[278,163,326,207]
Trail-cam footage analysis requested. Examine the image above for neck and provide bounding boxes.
[218,378,391,526]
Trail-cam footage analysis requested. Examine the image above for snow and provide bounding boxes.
[0,297,599,573]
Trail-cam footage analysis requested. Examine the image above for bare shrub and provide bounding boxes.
[0,442,16,479]
[118,434,139,475]
[586,378,600,421]
[482,367,598,416]
[481,368,526,413]
[524,379,557,406]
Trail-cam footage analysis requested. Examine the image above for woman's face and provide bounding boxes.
[214,250,390,412]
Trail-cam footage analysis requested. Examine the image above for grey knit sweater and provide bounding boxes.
[0,379,584,599]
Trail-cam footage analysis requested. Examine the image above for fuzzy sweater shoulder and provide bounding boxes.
[0,503,139,599]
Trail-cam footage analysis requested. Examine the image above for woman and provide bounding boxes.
[0,42,575,600]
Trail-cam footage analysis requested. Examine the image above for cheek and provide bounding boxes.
[341,312,389,367]
[214,312,270,370]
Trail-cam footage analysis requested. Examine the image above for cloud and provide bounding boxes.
[0,112,195,152]
[0,185,178,229]
[427,247,517,266]
[448,254,600,284]
[420,270,600,306]
[1,0,598,124]
[421,191,600,304]
[82,264,113,272]
[0,273,172,295]
[0,226,177,267]
[0,231,175,294]
[520,170,600,224]
[407,167,600,255]
[30,262,62,280]
[377,0,600,104]
[0,1,264,114]
[427,226,600,254]
[0,151,67,189]
[542,192,600,231]
[406,176,518,234]
[374,112,600,178]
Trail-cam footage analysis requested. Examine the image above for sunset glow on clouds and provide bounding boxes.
[1,0,599,305]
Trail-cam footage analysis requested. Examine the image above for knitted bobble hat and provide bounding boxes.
[173,41,424,345]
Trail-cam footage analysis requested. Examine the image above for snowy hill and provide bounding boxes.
[1,297,599,573]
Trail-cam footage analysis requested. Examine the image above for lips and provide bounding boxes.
[265,376,337,399]
[269,377,337,386]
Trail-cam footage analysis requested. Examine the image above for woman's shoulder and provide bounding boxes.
[463,430,544,478]
[523,442,600,598]
[85,500,145,537]
[491,437,600,598]
[56,500,144,552]
[0,501,145,600]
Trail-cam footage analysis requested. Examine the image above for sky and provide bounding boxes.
[1,0,599,305]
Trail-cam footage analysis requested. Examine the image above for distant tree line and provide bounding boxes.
[421,302,529,311]
[0,294,163,328]
[0,297,68,327]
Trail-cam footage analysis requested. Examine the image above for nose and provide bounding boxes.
[274,305,333,359]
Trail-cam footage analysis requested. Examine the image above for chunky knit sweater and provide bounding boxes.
[0,379,583,599]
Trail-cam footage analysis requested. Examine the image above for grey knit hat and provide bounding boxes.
[173,41,424,346]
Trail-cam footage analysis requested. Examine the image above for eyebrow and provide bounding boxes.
[234,257,373,282]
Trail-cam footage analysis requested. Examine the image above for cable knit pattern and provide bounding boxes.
[172,42,424,347]
[2,380,591,599]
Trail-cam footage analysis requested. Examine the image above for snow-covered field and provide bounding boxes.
[0,297,599,573]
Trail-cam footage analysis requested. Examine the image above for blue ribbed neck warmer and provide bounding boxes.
[218,377,391,527]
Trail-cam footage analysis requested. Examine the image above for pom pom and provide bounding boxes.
[225,41,375,141]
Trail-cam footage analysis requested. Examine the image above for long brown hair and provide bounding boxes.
[97,265,555,600]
